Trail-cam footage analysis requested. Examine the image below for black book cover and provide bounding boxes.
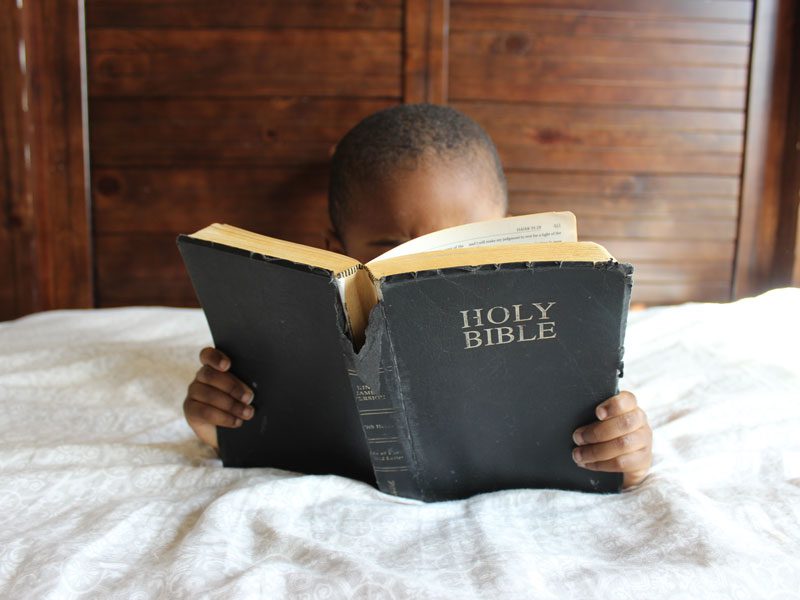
[179,234,632,501]
[177,236,375,485]
[346,261,632,501]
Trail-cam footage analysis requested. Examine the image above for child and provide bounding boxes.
[183,104,653,489]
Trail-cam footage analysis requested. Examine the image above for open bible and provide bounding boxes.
[177,211,633,501]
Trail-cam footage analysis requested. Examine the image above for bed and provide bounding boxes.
[1,288,798,599]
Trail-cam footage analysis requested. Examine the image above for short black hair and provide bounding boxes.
[328,103,507,236]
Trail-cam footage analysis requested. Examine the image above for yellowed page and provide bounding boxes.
[367,241,612,280]
[369,211,577,262]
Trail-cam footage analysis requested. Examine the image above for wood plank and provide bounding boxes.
[456,101,744,134]
[89,98,396,166]
[506,171,741,197]
[87,29,401,97]
[500,126,741,156]
[781,15,800,287]
[10,0,93,312]
[449,24,749,110]
[92,167,330,237]
[592,238,735,262]
[450,32,749,67]
[509,193,739,219]
[403,0,449,103]
[499,147,741,175]
[95,234,198,307]
[449,0,753,22]
[735,0,796,297]
[0,0,32,319]
[629,261,733,283]
[579,215,736,240]
[92,168,738,241]
[630,281,731,305]
[452,57,747,92]
[449,79,747,111]
[450,6,752,44]
[87,0,402,30]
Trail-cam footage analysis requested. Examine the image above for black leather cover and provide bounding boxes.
[177,235,375,485]
[178,233,632,501]
[349,261,632,501]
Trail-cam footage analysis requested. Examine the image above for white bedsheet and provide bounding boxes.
[0,289,798,599]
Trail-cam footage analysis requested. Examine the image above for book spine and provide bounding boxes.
[342,306,422,500]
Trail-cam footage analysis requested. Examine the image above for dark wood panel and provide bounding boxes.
[0,0,31,319]
[92,167,330,238]
[452,56,747,93]
[494,123,741,154]
[89,98,396,166]
[404,0,449,103]
[500,148,741,175]
[91,166,740,242]
[450,0,753,22]
[510,193,738,219]
[451,32,749,67]
[87,0,402,29]
[735,0,797,297]
[450,6,751,43]
[462,89,745,180]
[630,261,733,283]
[449,78,746,110]
[88,29,401,97]
[95,234,197,307]
[781,13,800,287]
[630,281,731,304]
[2,0,93,316]
[455,102,744,134]
[593,238,735,263]
[506,172,740,197]
[577,215,736,240]
[449,16,749,110]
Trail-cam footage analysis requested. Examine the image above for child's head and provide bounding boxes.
[327,104,508,262]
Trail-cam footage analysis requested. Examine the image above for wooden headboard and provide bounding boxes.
[2,0,798,319]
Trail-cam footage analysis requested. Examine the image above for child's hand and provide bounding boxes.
[571,391,652,488]
[183,347,255,451]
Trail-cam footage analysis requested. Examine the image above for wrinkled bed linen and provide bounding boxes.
[0,289,798,599]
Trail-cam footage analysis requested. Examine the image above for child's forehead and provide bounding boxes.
[349,157,504,227]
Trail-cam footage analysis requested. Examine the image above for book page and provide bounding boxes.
[368,211,578,263]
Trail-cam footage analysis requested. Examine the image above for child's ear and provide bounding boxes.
[323,228,346,255]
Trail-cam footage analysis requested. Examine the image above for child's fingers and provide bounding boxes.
[594,391,637,421]
[199,347,231,372]
[573,407,647,445]
[196,365,254,404]
[572,426,650,466]
[186,381,255,423]
[184,397,243,429]
[576,446,652,474]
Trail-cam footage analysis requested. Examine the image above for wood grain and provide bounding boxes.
[500,149,741,175]
[506,171,740,197]
[734,0,796,297]
[509,193,738,220]
[451,6,751,43]
[0,0,33,319]
[89,98,396,166]
[449,0,752,22]
[0,0,93,318]
[92,167,330,238]
[87,0,402,30]
[403,0,448,103]
[88,29,401,97]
